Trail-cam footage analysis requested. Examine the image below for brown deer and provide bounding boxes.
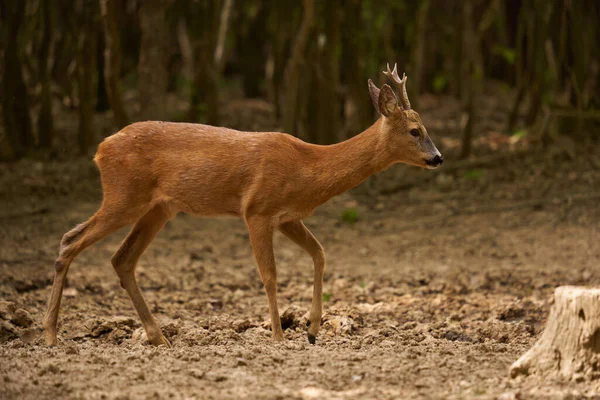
[43,64,442,347]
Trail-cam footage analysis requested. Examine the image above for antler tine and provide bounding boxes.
[400,72,411,110]
[382,63,411,110]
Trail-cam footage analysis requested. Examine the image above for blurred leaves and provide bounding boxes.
[341,208,359,224]
[432,75,448,93]
[493,45,516,65]
[463,169,485,180]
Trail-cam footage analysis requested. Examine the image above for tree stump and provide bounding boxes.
[510,286,600,381]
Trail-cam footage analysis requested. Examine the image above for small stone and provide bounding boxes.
[206,373,227,382]
[497,392,519,400]
[11,309,33,328]
[65,345,79,355]
[0,301,16,320]
[131,328,147,343]
[189,369,205,379]
[8,338,24,349]
[63,288,78,298]
[39,363,60,376]
[0,321,18,343]
[233,319,256,333]
[236,358,247,367]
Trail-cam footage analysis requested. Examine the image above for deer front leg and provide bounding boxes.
[246,216,283,341]
[278,220,325,345]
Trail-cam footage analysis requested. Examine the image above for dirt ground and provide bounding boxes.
[1,98,599,399]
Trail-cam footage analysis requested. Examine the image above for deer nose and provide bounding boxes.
[427,154,443,166]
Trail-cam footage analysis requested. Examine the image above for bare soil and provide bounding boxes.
[1,98,599,399]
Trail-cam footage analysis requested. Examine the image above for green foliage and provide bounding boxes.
[463,169,485,180]
[432,74,448,93]
[492,45,516,65]
[322,293,332,302]
[341,208,359,224]
[511,129,528,139]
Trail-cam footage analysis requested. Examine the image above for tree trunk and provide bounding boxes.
[0,0,33,160]
[342,0,372,138]
[100,0,129,129]
[282,0,315,135]
[240,3,268,98]
[138,0,170,121]
[268,2,293,118]
[95,31,110,112]
[37,0,54,149]
[77,3,98,155]
[510,286,600,382]
[411,0,430,110]
[176,18,194,84]
[314,0,340,144]
[460,0,477,160]
[187,0,220,125]
[213,0,233,75]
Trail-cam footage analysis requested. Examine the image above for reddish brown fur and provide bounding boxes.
[44,73,441,347]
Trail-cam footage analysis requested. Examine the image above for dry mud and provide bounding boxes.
[1,146,599,399]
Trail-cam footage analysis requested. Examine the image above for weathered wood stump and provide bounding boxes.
[510,286,600,381]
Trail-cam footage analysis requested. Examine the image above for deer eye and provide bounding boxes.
[410,129,420,138]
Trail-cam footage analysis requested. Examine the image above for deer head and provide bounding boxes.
[368,63,443,169]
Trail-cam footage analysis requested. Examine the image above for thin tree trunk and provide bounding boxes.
[314,0,340,144]
[77,3,98,154]
[138,0,170,120]
[411,0,430,110]
[187,0,220,125]
[460,0,476,160]
[214,0,233,75]
[343,0,372,138]
[268,2,292,118]
[0,0,33,160]
[96,30,109,112]
[282,0,315,135]
[176,18,194,84]
[240,3,268,98]
[101,0,129,129]
[38,0,54,149]
[506,2,527,134]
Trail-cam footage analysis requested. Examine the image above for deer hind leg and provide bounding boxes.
[279,220,325,345]
[246,216,283,341]
[111,203,172,347]
[44,205,140,346]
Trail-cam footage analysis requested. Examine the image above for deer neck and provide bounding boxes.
[311,119,391,202]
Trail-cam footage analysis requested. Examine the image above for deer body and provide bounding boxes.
[96,120,389,222]
[44,65,442,347]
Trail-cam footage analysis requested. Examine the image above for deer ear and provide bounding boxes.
[368,79,381,114]
[378,84,398,117]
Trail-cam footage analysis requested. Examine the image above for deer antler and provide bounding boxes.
[383,63,411,110]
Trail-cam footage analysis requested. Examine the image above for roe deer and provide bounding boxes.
[43,64,442,347]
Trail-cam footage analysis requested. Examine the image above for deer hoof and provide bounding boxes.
[150,333,171,348]
[159,335,172,348]
[307,333,316,345]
